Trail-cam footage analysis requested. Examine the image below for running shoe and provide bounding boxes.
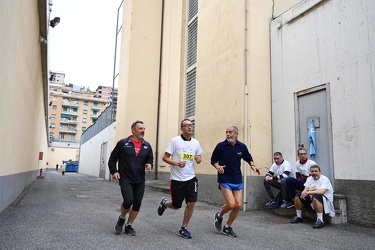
[290,216,303,223]
[178,227,192,239]
[265,198,276,206]
[313,219,325,229]
[223,225,237,237]
[158,197,167,216]
[214,212,223,231]
[114,216,125,235]
[125,224,137,236]
[280,200,288,208]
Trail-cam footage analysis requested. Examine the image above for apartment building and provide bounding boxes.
[95,85,118,104]
[95,85,118,119]
[48,71,109,144]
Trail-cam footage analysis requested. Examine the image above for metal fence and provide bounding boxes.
[80,104,115,145]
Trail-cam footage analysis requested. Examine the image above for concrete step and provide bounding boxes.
[274,193,348,224]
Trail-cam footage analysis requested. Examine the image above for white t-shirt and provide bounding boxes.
[295,159,317,177]
[304,174,334,201]
[165,135,203,181]
[269,160,295,181]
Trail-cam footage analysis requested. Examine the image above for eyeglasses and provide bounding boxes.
[182,124,193,128]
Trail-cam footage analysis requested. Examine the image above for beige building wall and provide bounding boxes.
[114,0,304,206]
[115,0,301,168]
[48,147,80,169]
[115,0,163,146]
[0,0,49,213]
[193,1,275,175]
[157,0,187,169]
[0,0,49,176]
[273,0,301,17]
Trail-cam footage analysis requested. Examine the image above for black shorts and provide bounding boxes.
[120,181,145,211]
[170,177,198,209]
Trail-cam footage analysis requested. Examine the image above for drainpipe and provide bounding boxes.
[243,0,249,212]
[155,0,165,180]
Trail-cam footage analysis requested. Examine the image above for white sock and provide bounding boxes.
[317,213,323,222]
[296,210,302,218]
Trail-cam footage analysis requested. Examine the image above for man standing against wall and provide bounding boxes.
[157,119,203,239]
[108,120,153,236]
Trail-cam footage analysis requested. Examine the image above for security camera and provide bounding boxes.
[50,17,60,28]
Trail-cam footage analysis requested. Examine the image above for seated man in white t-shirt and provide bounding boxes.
[290,165,334,229]
[264,152,295,207]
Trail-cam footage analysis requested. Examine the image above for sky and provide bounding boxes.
[49,0,122,91]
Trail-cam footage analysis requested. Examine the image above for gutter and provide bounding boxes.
[242,0,249,212]
[155,0,165,180]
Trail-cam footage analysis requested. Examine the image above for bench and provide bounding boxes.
[274,193,348,224]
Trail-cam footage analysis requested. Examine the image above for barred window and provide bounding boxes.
[185,0,198,120]
[188,0,198,21]
[186,69,196,118]
[186,19,197,69]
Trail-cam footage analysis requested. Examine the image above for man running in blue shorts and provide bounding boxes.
[211,125,260,237]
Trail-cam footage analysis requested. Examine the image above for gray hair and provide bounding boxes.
[131,120,143,130]
[227,125,239,134]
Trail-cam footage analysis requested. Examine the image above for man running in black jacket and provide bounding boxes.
[108,120,153,236]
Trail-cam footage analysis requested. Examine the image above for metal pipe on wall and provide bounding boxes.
[155,0,165,180]
[243,0,249,211]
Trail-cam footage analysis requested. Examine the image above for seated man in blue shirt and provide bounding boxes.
[211,125,260,237]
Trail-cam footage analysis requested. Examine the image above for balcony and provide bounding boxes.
[62,101,79,108]
[60,118,78,124]
[91,113,99,118]
[61,111,79,117]
[91,106,100,111]
[59,127,78,133]
[50,137,80,144]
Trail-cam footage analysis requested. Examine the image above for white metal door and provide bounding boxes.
[99,142,108,179]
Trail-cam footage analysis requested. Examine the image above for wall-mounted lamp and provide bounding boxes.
[50,17,60,28]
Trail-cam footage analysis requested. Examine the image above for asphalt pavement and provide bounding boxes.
[0,170,374,250]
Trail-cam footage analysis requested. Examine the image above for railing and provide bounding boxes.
[50,138,80,144]
[81,104,114,144]
[61,111,79,116]
[60,119,78,124]
[62,102,79,107]
[59,127,78,133]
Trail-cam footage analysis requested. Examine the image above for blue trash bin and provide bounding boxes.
[63,161,79,172]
